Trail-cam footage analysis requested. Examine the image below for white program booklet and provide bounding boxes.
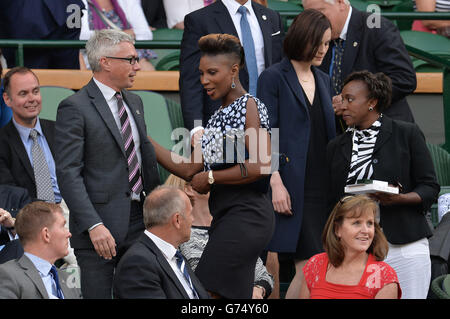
[345,180,400,195]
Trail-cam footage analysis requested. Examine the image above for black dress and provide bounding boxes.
[292,82,329,260]
[195,94,275,298]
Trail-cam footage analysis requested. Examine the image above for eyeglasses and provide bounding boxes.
[105,56,140,65]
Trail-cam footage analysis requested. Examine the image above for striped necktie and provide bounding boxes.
[115,92,143,195]
[29,129,55,202]
[175,250,199,299]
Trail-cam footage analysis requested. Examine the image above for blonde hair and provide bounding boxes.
[164,174,187,190]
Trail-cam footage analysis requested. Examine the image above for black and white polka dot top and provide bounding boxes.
[201,94,271,171]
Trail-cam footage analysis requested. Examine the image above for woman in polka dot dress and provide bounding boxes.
[149,33,274,299]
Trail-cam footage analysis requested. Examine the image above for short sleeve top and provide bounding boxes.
[303,253,401,299]
[201,94,271,171]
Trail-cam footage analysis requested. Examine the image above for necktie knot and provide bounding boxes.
[29,128,38,141]
[115,92,122,101]
[238,5,247,15]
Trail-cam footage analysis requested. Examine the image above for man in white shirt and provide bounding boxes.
[179,0,284,142]
[114,185,209,299]
[0,201,81,299]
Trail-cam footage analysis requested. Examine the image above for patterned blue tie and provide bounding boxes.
[238,6,258,96]
[175,250,199,299]
[49,265,64,299]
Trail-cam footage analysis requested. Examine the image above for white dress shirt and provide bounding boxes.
[144,230,197,299]
[163,0,205,29]
[222,0,265,76]
[190,0,266,137]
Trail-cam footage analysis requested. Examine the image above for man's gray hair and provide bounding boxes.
[324,0,350,4]
[85,29,135,72]
[143,186,187,228]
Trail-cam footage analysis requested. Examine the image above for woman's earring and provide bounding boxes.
[369,106,374,111]
[231,77,236,89]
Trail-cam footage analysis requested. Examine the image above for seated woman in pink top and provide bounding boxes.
[300,195,401,299]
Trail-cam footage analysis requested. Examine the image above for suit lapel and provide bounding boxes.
[373,116,392,154]
[213,1,239,36]
[340,131,353,164]
[281,58,308,112]
[342,8,363,80]
[141,234,190,299]
[40,119,56,157]
[252,3,272,68]
[18,255,49,299]
[5,122,35,182]
[86,79,127,158]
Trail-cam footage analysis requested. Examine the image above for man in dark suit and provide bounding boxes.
[0,67,77,266]
[0,67,60,203]
[0,0,84,69]
[55,29,160,299]
[0,202,81,299]
[114,186,209,299]
[179,0,284,141]
[303,0,417,133]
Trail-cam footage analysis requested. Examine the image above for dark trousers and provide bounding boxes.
[75,201,144,299]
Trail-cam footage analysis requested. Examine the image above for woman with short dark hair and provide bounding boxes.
[326,70,440,298]
[257,9,336,298]
[149,33,274,298]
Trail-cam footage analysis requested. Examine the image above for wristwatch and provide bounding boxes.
[208,170,215,185]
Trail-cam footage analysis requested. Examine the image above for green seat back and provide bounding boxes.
[444,274,450,295]
[431,274,450,299]
[400,30,450,71]
[39,86,75,121]
[155,50,180,71]
[152,28,184,41]
[134,90,175,183]
[427,143,450,186]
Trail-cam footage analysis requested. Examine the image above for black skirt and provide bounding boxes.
[195,184,274,298]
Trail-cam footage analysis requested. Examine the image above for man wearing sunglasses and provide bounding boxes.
[55,29,160,299]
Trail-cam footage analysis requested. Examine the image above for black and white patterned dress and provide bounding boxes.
[194,94,274,299]
[202,93,271,170]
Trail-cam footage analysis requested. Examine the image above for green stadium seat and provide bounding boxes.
[155,50,180,71]
[427,143,450,227]
[134,90,176,183]
[400,30,450,72]
[431,274,450,299]
[152,28,184,41]
[39,86,75,121]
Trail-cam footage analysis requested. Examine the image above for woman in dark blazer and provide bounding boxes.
[327,70,440,299]
[257,9,336,299]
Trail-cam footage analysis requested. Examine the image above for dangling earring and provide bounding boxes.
[368,106,374,111]
[231,77,236,89]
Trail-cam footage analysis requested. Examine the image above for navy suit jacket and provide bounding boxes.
[327,116,439,244]
[257,58,336,252]
[0,119,56,201]
[114,233,209,299]
[179,0,284,130]
[319,7,417,124]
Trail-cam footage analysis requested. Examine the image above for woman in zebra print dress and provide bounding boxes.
[326,70,440,299]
